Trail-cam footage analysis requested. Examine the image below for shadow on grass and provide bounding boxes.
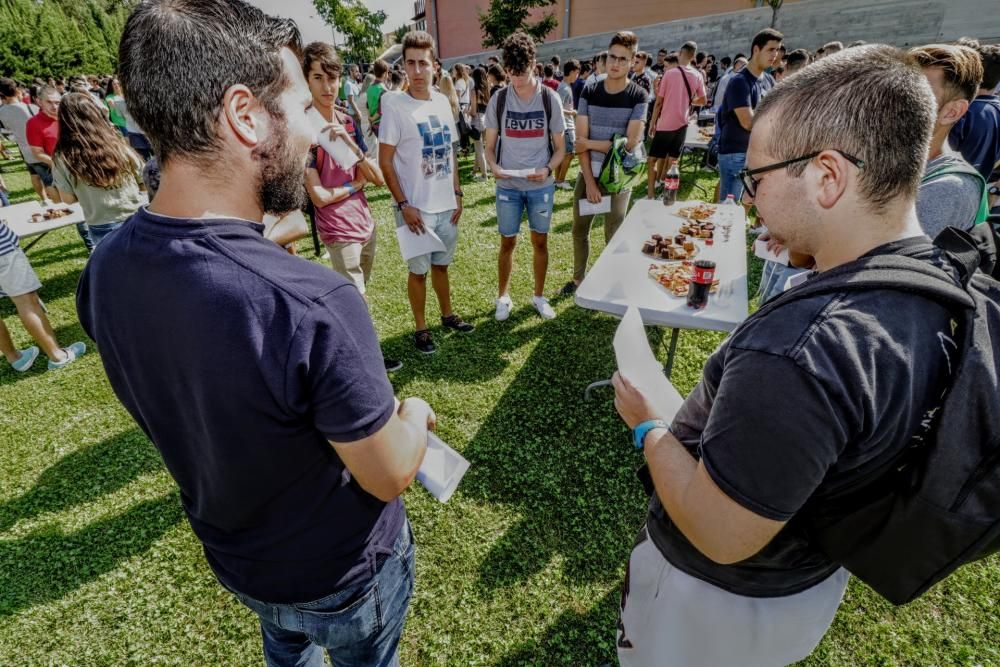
[0,490,184,618]
[21,239,87,269]
[494,587,621,666]
[0,429,163,533]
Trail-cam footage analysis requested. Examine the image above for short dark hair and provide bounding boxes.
[596,50,608,64]
[118,0,301,166]
[563,59,580,77]
[756,45,936,212]
[543,63,554,78]
[785,48,811,71]
[664,53,680,65]
[501,30,536,75]
[0,77,16,99]
[721,56,732,67]
[580,61,592,74]
[658,48,668,55]
[751,28,783,55]
[372,58,389,78]
[302,42,342,80]
[402,30,436,61]
[635,51,648,66]
[910,44,984,102]
[487,63,506,83]
[680,41,697,57]
[976,43,1000,91]
[389,71,404,86]
[551,55,561,65]
[609,31,638,53]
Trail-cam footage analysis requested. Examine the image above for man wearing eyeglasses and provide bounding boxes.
[613,45,955,666]
[716,28,783,202]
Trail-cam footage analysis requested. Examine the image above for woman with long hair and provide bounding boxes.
[469,67,490,180]
[52,93,145,248]
[437,75,463,156]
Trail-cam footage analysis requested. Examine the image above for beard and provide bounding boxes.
[253,112,308,215]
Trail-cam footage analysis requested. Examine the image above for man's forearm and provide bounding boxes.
[32,149,53,167]
[380,156,407,204]
[580,150,597,186]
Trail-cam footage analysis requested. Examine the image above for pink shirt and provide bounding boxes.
[310,112,375,245]
[655,66,706,133]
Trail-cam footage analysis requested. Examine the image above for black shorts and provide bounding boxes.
[649,127,686,160]
[26,161,53,186]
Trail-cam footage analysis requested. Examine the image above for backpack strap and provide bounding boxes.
[494,86,509,164]
[541,85,554,162]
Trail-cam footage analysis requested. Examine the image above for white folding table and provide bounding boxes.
[575,198,749,398]
[0,201,86,252]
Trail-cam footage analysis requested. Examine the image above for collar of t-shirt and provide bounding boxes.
[138,205,266,237]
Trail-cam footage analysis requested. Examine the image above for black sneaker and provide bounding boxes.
[558,281,577,295]
[441,314,475,333]
[414,330,437,354]
[384,357,403,372]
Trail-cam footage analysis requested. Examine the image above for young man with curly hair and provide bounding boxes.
[485,30,566,321]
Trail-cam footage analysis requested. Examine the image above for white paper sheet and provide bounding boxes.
[753,238,790,266]
[499,168,537,178]
[395,224,447,261]
[416,433,470,503]
[613,306,685,423]
[579,196,612,216]
[784,270,811,291]
[308,107,361,170]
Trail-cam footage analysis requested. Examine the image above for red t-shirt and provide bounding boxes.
[542,78,560,91]
[26,112,59,156]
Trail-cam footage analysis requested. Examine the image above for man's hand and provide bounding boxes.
[648,124,656,139]
[490,162,509,179]
[575,137,590,154]
[450,201,463,225]
[322,122,361,156]
[526,166,550,182]
[397,397,436,432]
[402,205,425,234]
[758,231,784,255]
[584,179,603,204]
[612,371,661,429]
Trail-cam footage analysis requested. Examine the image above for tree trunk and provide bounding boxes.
[771,4,780,27]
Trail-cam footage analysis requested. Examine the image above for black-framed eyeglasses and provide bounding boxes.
[739,150,865,199]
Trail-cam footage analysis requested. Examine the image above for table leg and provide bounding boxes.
[662,328,680,378]
[21,231,48,253]
[584,378,613,401]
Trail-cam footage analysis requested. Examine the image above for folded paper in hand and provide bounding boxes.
[395,225,447,261]
[499,168,537,179]
[416,433,470,503]
[753,238,789,266]
[308,108,360,170]
[578,196,612,216]
[613,306,685,423]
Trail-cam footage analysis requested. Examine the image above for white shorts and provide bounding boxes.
[617,527,849,667]
[0,248,42,298]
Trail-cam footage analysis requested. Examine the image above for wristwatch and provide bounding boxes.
[454,189,464,198]
[989,185,1000,197]
[395,199,410,212]
[632,419,670,451]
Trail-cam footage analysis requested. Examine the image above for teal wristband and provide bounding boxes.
[345,183,356,196]
[633,419,669,451]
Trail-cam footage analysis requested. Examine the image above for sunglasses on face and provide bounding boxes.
[739,150,865,199]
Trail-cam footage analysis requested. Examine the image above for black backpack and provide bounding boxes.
[746,226,1000,605]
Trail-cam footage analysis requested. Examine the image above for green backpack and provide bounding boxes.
[922,160,990,227]
[598,134,646,194]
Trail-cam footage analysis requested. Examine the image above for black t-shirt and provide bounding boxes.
[77,207,400,604]
[718,68,773,155]
[647,238,956,597]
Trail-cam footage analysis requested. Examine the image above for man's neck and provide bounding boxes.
[927,126,952,161]
[148,162,264,223]
[811,202,924,272]
[977,87,995,97]
[408,86,431,101]
[604,75,627,94]
[1,96,16,105]
[747,60,765,77]
[514,77,538,100]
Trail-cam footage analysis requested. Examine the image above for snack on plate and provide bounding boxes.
[648,263,722,299]
[42,207,72,220]
[677,203,717,222]
[641,232,699,261]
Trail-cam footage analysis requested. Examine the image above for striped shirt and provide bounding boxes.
[0,222,19,256]
[577,79,647,174]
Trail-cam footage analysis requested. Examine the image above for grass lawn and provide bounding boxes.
[0,140,997,666]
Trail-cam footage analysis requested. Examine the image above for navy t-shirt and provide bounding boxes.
[949,94,1000,180]
[647,238,956,597]
[77,207,401,604]
[718,68,773,155]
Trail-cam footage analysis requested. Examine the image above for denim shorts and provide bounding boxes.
[394,208,459,275]
[496,184,555,237]
[564,129,575,155]
[26,162,53,187]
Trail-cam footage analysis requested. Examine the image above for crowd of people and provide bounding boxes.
[1,0,999,665]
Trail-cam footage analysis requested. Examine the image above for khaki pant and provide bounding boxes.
[325,229,376,294]
[571,173,631,283]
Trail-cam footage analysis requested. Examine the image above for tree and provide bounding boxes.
[392,24,409,46]
[478,0,558,50]
[313,0,388,64]
[753,0,784,28]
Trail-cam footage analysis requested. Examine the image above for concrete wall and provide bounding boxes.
[441,0,1000,69]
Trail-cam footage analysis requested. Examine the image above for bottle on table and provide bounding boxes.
[662,164,680,206]
[687,259,716,310]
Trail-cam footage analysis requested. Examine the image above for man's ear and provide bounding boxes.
[940,98,970,128]
[221,84,260,148]
[813,150,851,211]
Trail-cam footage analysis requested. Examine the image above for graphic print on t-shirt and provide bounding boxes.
[505,110,546,138]
[417,115,453,179]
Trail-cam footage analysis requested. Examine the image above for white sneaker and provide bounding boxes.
[555,181,573,190]
[47,341,86,370]
[495,294,513,321]
[532,295,556,320]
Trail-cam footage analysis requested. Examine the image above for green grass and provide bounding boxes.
[1,141,997,666]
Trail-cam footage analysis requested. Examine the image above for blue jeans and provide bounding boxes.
[496,184,555,236]
[759,260,810,304]
[0,190,8,207]
[75,223,95,253]
[718,152,746,202]
[88,221,125,248]
[393,209,459,275]
[226,520,415,667]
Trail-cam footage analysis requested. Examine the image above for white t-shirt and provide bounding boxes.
[0,102,41,164]
[379,91,458,214]
[454,78,470,107]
